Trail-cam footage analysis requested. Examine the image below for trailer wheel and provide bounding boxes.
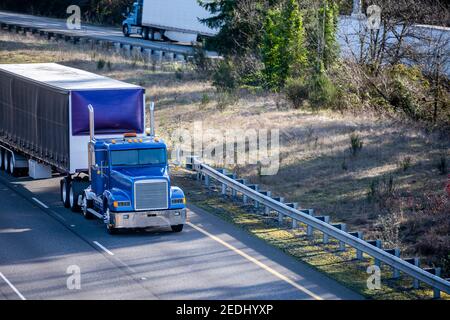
[9,156,19,177]
[60,178,70,208]
[123,25,130,37]
[171,224,184,233]
[3,152,10,173]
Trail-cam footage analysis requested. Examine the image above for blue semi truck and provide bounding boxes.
[0,63,186,234]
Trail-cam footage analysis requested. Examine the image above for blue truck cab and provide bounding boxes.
[75,106,186,234]
[122,1,141,37]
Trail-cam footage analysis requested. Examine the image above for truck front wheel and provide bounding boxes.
[105,207,119,234]
[81,194,94,220]
[123,25,130,37]
[171,224,184,233]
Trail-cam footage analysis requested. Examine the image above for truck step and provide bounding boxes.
[87,208,103,219]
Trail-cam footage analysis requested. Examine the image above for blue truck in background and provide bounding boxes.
[0,63,186,234]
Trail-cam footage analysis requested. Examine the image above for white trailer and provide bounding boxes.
[122,0,218,43]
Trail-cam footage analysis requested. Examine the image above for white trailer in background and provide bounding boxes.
[122,0,218,43]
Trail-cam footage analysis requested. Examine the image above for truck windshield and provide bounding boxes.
[111,148,166,166]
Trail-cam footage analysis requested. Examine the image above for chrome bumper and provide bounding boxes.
[110,209,186,229]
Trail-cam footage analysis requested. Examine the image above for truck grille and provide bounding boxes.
[134,180,169,211]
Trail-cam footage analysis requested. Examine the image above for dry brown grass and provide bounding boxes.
[1,29,449,276]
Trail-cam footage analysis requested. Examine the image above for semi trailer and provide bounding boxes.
[0,63,186,234]
[122,0,218,43]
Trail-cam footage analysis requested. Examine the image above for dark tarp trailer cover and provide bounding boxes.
[0,63,145,173]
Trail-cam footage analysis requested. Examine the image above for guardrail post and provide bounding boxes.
[122,44,131,57]
[233,179,246,199]
[384,248,401,278]
[306,209,314,237]
[332,224,347,251]
[286,203,298,228]
[315,216,330,243]
[278,212,284,225]
[221,182,227,196]
[113,42,121,53]
[366,240,382,266]
[404,258,420,289]
[258,191,271,214]
[423,268,441,299]
[348,231,364,259]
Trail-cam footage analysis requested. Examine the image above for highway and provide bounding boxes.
[0,171,361,300]
[0,10,215,57]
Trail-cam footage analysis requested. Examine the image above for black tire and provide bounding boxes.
[69,182,81,212]
[3,152,9,173]
[0,149,4,170]
[60,178,70,208]
[142,27,149,40]
[171,224,184,233]
[123,25,130,37]
[81,194,94,220]
[9,156,19,177]
[104,206,119,234]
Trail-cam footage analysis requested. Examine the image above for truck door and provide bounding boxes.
[92,150,109,195]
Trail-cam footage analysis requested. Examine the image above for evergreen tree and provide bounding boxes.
[261,0,307,89]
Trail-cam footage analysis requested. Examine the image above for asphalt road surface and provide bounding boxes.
[0,171,362,300]
[0,10,214,56]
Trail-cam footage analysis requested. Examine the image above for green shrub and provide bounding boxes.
[307,68,336,107]
[398,156,412,172]
[216,91,237,112]
[349,133,363,156]
[96,59,105,70]
[284,77,308,109]
[200,93,211,109]
[437,155,448,175]
[175,68,184,80]
[212,59,238,92]
[367,175,395,203]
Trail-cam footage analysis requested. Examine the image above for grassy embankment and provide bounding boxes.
[1,30,448,299]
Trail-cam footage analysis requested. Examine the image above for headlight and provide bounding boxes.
[171,198,185,205]
[113,201,131,208]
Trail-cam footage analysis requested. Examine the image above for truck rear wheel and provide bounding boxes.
[60,178,70,208]
[142,27,149,40]
[69,182,81,212]
[171,224,184,233]
[0,149,4,170]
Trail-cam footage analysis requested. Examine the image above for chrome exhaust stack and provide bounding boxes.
[88,104,95,142]
[88,104,95,179]
[149,102,155,137]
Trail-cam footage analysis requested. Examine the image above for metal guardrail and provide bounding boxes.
[187,157,450,296]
